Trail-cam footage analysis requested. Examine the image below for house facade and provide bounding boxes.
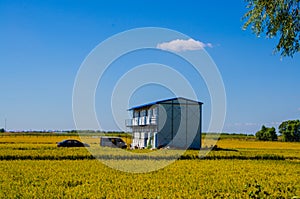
[125,97,202,149]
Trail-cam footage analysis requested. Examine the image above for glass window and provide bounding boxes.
[140,110,146,117]
[152,108,157,116]
[133,110,139,118]
[148,109,152,117]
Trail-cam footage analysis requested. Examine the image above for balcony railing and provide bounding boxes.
[126,116,157,127]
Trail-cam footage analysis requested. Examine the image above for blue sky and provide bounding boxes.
[1,0,299,133]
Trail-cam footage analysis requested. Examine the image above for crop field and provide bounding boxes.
[0,134,299,198]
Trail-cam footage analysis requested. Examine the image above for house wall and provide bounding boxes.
[129,98,202,149]
[157,98,201,149]
[157,100,179,148]
[186,102,201,149]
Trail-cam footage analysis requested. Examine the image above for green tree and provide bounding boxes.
[279,120,300,141]
[243,0,300,57]
[0,128,5,133]
[256,125,278,141]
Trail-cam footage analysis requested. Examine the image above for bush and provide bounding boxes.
[279,120,300,142]
[255,125,277,141]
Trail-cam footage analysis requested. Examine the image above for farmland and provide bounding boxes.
[0,134,299,198]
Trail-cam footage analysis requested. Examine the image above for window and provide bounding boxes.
[140,110,146,117]
[148,109,152,117]
[133,111,139,118]
[152,108,157,116]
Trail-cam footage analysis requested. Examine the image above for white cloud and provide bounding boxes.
[229,121,281,127]
[267,121,281,126]
[231,122,258,127]
[156,38,212,52]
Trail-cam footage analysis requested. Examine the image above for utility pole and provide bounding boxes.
[4,118,6,131]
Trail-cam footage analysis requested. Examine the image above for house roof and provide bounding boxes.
[128,97,203,110]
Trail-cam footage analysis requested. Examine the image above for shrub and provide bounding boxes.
[255,125,277,141]
[279,120,300,142]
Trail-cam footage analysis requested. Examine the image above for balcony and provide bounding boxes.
[126,116,157,127]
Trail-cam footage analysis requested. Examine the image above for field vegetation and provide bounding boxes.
[0,133,299,198]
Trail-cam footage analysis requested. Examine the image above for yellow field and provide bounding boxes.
[0,159,299,198]
[0,134,299,198]
[217,138,300,149]
[2,135,300,150]
[0,135,80,143]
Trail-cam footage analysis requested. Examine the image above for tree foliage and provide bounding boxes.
[0,128,5,133]
[279,119,300,141]
[255,125,278,141]
[243,0,300,57]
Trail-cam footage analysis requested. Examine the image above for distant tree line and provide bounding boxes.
[256,120,300,142]
[0,130,128,134]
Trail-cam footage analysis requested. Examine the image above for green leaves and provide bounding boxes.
[279,119,300,141]
[256,125,278,141]
[243,0,300,57]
